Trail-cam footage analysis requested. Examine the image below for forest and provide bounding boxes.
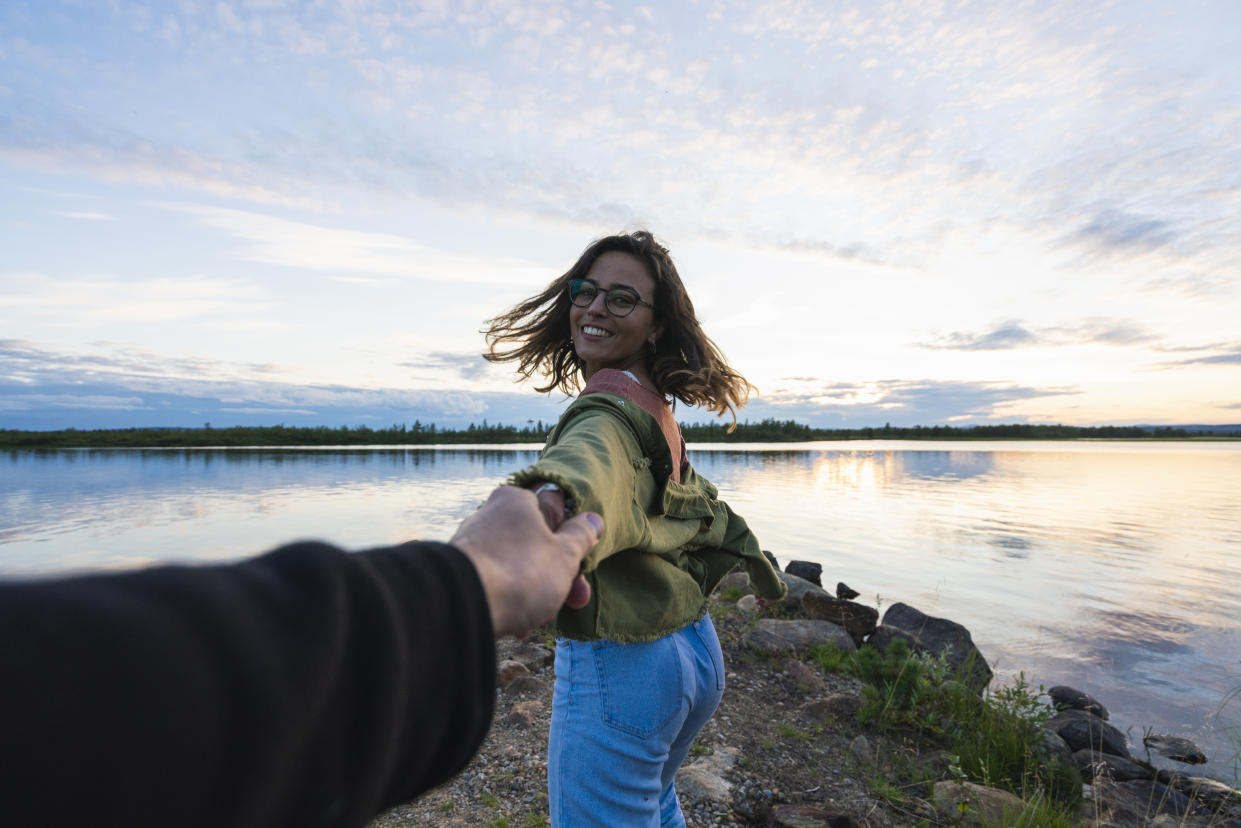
[2,419,1234,448]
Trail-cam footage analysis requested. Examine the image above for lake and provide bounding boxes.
[3,440,1239,783]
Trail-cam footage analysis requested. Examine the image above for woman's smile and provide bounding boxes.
[569,251,660,379]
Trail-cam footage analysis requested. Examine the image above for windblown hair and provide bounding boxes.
[483,230,754,428]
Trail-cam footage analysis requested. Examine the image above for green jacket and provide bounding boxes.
[510,392,787,642]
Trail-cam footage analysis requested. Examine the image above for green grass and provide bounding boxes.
[809,638,1082,813]
[776,722,813,742]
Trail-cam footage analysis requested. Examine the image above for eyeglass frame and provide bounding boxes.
[566,278,655,318]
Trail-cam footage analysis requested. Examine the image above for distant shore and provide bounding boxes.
[3,420,1239,449]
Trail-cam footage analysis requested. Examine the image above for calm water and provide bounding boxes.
[3,441,1240,782]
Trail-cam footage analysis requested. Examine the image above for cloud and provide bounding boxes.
[400,351,493,381]
[737,378,1076,427]
[1162,344,1241,366]
[923,321,1039,351]
[56,211,117,221]
[1069,209,1178,253]
[180,206,548,284]
[0,339,565,430]
[0,393,148,412]
[920,318,1157,351]
[0,274,273,326]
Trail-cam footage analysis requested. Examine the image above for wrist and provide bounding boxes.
[531,482,574,517]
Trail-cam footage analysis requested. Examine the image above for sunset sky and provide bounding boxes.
[3,0,1239,430]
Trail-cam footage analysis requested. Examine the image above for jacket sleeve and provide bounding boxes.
[719,500,787,601]
[510,404,649,572]
[0,540,496,828]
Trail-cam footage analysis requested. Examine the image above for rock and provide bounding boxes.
[932,780,1028,826]
[801,591,878,647]
[498,701,542,729]
[1156,771,1241,815]
[800,693,859,722]
[502,675,544,695]
[914,749,954,778]
[674,746,738,805]
[785,560,822,586]
[508,642,554,671]
[715,571,753,596]
[1033,728,1074,767]
[1048,684,1109,720]
[781,658,824,692]
[763,550,780,571]
[1047,708,1130,757]
[770,804,864,827]
[1073,748,1153,782]
[1087,778,1209,825]
[878,603,993,690]
[835,581,860,600]
[775,570,831,609]
[849,734,873,765]
[1144,732,1208,764]
[498,708,535,728]
[742,618,857,655]
[736,593,760,615]
[497,659,531,687]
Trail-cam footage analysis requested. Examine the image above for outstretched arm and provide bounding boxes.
[0,487,602,828]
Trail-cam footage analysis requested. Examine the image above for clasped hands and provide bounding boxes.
[450,486,599,639]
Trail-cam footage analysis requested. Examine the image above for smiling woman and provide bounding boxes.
[482,231,787,826]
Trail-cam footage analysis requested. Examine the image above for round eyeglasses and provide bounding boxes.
[567,279,654,318]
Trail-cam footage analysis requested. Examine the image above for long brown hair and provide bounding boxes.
[483,231,754,427]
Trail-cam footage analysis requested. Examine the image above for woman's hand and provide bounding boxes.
[451,486,600,638]
[532,484,592,610]
[535,487,568,531]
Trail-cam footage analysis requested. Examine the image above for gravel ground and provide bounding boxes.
[369,596,931,828]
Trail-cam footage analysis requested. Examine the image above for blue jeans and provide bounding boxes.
[547,613,726,827]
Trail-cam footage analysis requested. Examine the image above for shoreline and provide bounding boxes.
[374,581,1241,827]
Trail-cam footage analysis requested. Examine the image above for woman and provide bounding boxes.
[484,230,786,827]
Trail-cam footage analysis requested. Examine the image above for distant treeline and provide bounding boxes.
[677,420,1238,442]
[2,418,1238,449]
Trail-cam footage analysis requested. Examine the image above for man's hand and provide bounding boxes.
[450,486,601,638]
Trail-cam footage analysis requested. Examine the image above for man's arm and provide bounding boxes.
[0,487,601,828]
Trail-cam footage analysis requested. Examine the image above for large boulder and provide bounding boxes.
[932,781,1027,827]
[1048,684,1109,720]
[874,603,993,690]
[1156,772,1241,817]
[801,590,878,647]
[743,619,856,655]
[1047,708,1129,757]
[1086,778,1210,826]
[775,571,824,609]
[1073,749,1152,782]
[714,570,753,596]
[785,560,822,586]
[1144,732,1208,764]
[1033,728,1074,767]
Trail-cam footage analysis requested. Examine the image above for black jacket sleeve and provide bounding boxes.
[0,539,496,828]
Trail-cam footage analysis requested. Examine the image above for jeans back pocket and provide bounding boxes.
[592,637,683,739]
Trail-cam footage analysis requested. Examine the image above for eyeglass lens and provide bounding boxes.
[569,280,640,316]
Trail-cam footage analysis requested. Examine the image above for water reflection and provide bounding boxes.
[2,442,1240,782]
